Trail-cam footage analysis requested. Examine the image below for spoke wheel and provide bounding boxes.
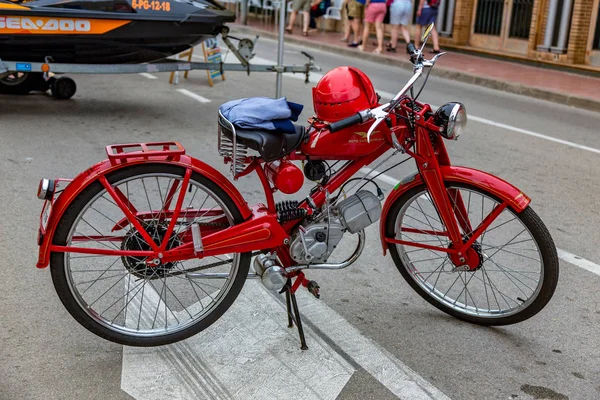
[50,164,251,346]
[386,182,558,325]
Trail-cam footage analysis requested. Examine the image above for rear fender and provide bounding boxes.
[36,156,251,268]
[379,166,530,255]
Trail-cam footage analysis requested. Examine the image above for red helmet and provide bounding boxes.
[312,66,378,122]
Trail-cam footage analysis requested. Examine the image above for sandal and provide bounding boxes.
[341,37,349,42]
[386,46,396,53]
[302,31,308,36]
[285,28,293,34]
[373,48,382,54]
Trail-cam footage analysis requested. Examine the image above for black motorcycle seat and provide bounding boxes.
[225,125,306,162]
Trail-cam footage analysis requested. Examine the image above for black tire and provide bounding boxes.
[50,163,251,346]
[386,182,559,326]
[50,77,77,100]
[0,72,47,95]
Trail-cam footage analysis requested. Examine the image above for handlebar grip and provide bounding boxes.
[328,113,364,133]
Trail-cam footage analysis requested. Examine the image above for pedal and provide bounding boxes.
[307,280,320,299]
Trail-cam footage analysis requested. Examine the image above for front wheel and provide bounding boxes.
[386,182,559,325]
[50,163,251,346]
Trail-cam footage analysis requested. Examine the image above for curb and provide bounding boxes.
[231,24,600,113]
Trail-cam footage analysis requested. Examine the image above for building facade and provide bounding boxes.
[434,0,600,69]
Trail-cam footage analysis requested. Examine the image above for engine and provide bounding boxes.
[289,191,381,264]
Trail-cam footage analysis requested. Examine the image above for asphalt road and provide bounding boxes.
[1,34,599,400]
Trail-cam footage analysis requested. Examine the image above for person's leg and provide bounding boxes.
[431,25,440,51]
[415,24,422,47]
[342,7,352,40]
[400,24,410,44]
[302,10,310,33]
[375,20,384,53]
[351,18,359,42]
[359,21,370,51]
[389,24,399,49]
[286,11,297,31]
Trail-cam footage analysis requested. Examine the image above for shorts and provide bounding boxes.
[417,7,438,25]
[348,0,365,20]
[345,3,354,20]
[364,2,386,23]
[389,0,411,26]
[292,0,311,13]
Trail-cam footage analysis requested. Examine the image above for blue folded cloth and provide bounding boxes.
[219,97,303,134]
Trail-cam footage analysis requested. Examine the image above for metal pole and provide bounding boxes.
[240,0,248,25]
[554,0,573,52]
[275,0,286,97]
[541,0,559,50]
[445,0,456,37]
[436,0,447,33]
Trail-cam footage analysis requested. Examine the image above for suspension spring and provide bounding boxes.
[276,200,307,222]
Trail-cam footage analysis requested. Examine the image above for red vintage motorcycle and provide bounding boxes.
[36,26,558,348]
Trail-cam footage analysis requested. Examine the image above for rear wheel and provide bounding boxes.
[50,163,251,346]
[386,182,559,325]
[0,72,48,95]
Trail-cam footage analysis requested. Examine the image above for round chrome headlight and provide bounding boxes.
[434,102,467,140]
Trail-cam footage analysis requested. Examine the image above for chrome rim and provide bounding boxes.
[394,186,544,318]
[64,173,240,337]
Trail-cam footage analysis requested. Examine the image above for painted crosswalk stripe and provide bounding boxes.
[122,281,450,400]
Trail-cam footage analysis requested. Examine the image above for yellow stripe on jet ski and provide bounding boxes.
[0,3,30,9]
[0,16,130,34]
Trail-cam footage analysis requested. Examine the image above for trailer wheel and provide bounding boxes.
[51,77,77,100]
[0,72,46,95]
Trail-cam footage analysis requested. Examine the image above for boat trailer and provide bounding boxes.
[0,29,320,99]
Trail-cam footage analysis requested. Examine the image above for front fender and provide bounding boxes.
[379,166,531,255]
[36,156,251,268]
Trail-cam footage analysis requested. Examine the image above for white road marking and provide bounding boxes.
[122,281,449,400]
[176,88,211,103]
[557,249,600,277]
[360,167,401,186]
[467,115,600,155]
[296,289,451,400]
[139,73,158,80]
[360,167,600,276]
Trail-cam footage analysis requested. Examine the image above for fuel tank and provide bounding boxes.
[300,120,388,158]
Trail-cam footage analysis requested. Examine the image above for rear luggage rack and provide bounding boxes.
[218,110,249,179]
[106,142,186,165]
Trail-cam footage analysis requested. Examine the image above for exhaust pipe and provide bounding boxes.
[253,253,287,292]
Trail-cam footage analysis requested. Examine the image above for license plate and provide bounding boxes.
[40,200,52,232]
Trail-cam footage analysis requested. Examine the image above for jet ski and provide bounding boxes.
[0,0,235,64]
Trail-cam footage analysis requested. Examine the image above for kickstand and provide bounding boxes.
[282,279,308,350]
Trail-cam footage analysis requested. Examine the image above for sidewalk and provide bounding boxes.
[231,19,600,113]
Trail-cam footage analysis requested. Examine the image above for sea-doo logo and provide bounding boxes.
[0,16,129,34]
[0,17,91,32]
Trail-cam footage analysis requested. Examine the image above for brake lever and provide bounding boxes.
[366,116,385,143]
[366,107,391,142]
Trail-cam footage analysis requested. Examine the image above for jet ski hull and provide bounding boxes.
[0,0,235,64]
